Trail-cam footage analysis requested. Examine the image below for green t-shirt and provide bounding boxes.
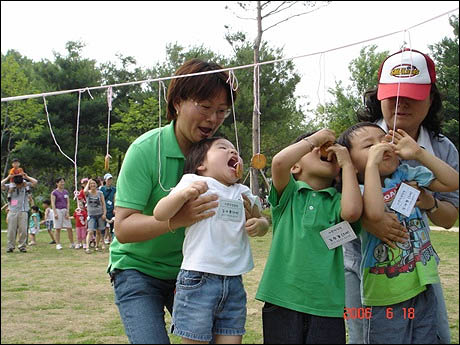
[256,176,358,318]
[108,121,186,280]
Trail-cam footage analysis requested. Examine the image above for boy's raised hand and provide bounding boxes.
[307,128,336,148]
[387,129,422,160]
[367,142,394,167]
[326,144,353,168]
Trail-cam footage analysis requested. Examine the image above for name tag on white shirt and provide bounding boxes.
[320,221,357,250]
[217,198,244,222]
[390,182,420,218]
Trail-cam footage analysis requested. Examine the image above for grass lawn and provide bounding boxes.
[1,228,458,344]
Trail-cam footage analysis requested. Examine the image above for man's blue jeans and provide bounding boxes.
[111,269,176,344]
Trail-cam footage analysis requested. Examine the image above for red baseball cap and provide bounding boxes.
[377,48,436,101]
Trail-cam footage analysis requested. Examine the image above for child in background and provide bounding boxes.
[7,158,30,201]
[9,158,24,181]
[28,205,41,245]
[40,200,56,244]
[77,178,89,208]
[72,200,88,249]
[154,137,269,344]
[255,128,363,344]
[338,122,459,343]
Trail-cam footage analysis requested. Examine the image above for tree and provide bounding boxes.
[222,38,310,194]
[226,1,330,195]
[313,45,388,134]
[429,14,459,150]
[1,52,43,178]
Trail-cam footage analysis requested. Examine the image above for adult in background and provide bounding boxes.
[51,177,75,250]
[1,172,38,253]
[344,48,458,344]
[108,58,239,344]
[101,173,116,244]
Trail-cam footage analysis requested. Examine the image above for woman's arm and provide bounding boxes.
[115,193,219,243]
[100,192,107,220]
[154,181,208,221]
[50,193,58,219]
[65,192,70,219]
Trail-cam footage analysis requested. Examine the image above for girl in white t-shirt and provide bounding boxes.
[154,137,269,344]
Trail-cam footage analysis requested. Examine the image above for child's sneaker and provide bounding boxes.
[75,244,81,249]
[82,244,87,249]
[56,244,63,250]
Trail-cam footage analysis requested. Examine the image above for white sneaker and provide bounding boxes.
[75,244,81,249]
[56,244,63,250]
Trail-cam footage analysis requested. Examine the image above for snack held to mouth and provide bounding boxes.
[235,162,243,179]
[251,153,267,169]
[320,142,333,158]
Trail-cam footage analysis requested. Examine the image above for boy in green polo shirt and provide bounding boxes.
[256,128,363,344]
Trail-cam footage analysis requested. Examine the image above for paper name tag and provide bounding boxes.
[217,198,243,222]
[320,221,357,250]
[390,182,420,218]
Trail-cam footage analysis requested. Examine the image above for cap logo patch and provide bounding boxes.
[390,64,420,78]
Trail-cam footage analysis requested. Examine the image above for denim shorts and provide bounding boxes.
[172,269,247,342]
[45,220,54,231]
[87,214,105,230]
[364,284,438,344]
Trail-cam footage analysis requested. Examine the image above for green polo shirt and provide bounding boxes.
[109,121,186,280]
[256,175,357,318]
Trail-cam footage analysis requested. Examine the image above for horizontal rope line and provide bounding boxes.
[1,7,457,103]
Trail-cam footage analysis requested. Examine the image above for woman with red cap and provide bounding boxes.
[344,48,458,344]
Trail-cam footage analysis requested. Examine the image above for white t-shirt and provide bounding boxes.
[46,208,54,221]
[171,174,262,276]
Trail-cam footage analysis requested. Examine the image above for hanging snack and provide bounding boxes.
[251,153,267,170]
[320,141,334,158]
[235,162,244,179]
[104,154,111,171]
